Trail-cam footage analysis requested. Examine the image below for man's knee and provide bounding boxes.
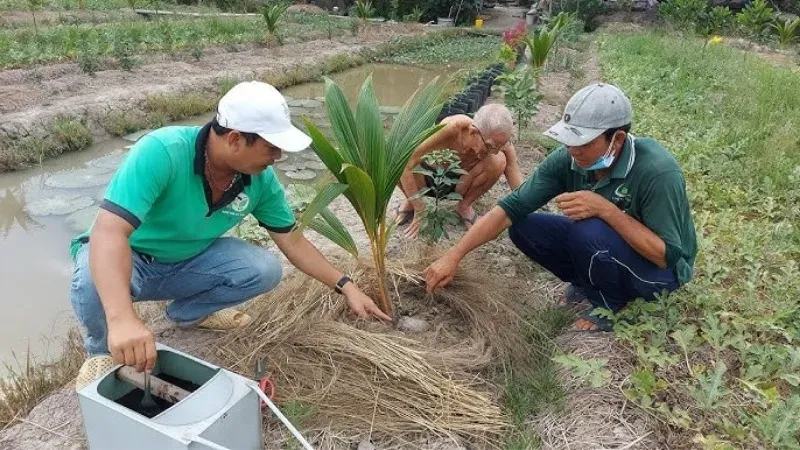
[567,218,615,256]
[234,245,282,294]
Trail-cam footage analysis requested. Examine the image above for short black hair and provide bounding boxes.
[603,123,631,141]
[210,117,261,145]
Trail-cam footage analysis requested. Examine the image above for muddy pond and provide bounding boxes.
[0,63,455,371]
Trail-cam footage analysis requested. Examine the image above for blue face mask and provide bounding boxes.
[584,134,618,171]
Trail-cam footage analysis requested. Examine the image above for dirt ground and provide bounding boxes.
[0,17,673,450]
[0,22,424,145]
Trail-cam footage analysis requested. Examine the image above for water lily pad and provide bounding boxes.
[379,106,402,115]
[86,150,126,170]
[300,152,321,161]
[45,167,114,189]
[284,169,317,181]
[66,206,100,232]
[275,162,299,172]
[122,129,152,142]
[25,194,94,216]
[304,161,328,171]
[285,184,317,212]
[287,99,322,109]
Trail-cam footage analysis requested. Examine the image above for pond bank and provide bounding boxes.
[0,26,475,172]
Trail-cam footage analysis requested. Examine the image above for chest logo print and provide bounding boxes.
[614,184,630,197]
[230,193,250,212]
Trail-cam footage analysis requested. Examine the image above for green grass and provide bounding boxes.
[383,33,501,65]
[0,0,219,11]
[500,306,573,448]
[597,31,800,448]
[0,12,355,69]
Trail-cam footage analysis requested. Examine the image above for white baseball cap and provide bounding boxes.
[216,81,312,153]
[544,83,633,147]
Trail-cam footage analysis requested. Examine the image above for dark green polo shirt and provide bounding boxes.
[69,123,296,263]
[498,136,697,285]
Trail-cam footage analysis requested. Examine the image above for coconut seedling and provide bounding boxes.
[297,76,445,315]
[261,1,290,47]
[28,0,43,36]
[524,12,569,72]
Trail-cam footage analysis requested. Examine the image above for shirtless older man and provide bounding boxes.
[395,104,524,238]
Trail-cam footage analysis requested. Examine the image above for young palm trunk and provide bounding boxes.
[370,221,393,316]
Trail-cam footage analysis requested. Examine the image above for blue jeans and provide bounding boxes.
[508,213,679,312]
[70,237,282,356]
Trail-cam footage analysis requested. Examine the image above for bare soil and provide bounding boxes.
[0,23,423,136]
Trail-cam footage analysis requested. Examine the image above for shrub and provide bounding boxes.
[736,0,776,39]
[51,116,92,153]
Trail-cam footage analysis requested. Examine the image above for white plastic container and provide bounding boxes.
[77,343,262,450]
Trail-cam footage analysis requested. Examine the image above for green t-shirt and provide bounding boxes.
[69,123,296,263]
[497,136,697,285]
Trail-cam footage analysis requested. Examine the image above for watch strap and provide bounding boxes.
[334,275,352,294]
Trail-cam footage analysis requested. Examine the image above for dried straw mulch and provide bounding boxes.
[217,250,541,449]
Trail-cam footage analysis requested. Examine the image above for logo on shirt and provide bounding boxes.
[230,193,250,213]
[611,184,632,212]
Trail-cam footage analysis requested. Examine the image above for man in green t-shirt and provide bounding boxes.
[71,81,390,390]
[422,83,697,332]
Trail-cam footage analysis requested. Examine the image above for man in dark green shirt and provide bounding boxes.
[71,81,390,390]
[422,83,697,332]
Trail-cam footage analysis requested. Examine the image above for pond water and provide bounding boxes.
[0,63,454,371]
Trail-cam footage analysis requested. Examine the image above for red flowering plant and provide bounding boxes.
[502,20,528,49]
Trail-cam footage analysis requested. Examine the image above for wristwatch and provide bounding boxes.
[334,275,352,294]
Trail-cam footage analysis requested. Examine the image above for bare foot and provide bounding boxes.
[454,205,479,230]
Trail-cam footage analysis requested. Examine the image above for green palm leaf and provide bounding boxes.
[296,183,348,228]
[355,74,386,214]
[341,163,377,237]
[308,208,358,257]
[323,77,362,165]
[303,117,346,184]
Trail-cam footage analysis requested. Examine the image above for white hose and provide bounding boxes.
[186,435,234,450]
[251,384,315,450]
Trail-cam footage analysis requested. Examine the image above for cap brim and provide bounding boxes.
[258,125,312,153]
[543,120,605,147]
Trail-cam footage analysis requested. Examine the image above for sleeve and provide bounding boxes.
[497,147,569,224]
[251,169,296,233]
[101,136,172,229]
[639,170,689,268]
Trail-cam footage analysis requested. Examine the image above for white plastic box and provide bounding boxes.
[77,343,262,450]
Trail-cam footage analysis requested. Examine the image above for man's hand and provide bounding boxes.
[423,253,460,294]
[342,284,392,321]
[555,191,615,221]
[403,198,426,239]
[107,314,156,373]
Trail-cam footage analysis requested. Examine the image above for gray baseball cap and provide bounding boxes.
[543,83,633,147]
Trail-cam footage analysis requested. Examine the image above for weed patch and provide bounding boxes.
[597,31,800,448]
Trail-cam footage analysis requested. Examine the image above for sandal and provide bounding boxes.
[558,283,589,308]
[570,307,614,332]
[460,211,479,228]
[394,205,415,227]
[195,309,252,331]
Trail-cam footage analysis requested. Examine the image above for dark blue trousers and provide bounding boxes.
[509,213,679,312]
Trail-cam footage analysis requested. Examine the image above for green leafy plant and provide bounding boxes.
[552,354,611,388]
[659,0,708,31]
[355,0,375,20]
[403,6,423,22]
[523,13,568,71]
[126,0,136,13]
[736,0,776,38]
[494,67,543,138]
[261,1,289,46]
[297,76,445,315]
[773,17,800,47]
[497,42,518,70]
[27,0,43,36]
[77,45,102,76]
[113,36,137,71]
[412,150,467,242]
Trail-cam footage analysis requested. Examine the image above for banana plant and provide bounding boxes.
[297,75,445,315]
